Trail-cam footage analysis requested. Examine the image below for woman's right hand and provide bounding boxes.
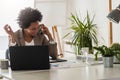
[4,24,14,36]
[4,24,16,43]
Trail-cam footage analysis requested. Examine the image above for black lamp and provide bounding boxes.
[107,4,120,23]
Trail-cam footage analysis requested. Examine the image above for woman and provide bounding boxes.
[4,7,57,60]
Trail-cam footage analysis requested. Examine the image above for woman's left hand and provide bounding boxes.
[40,24,53,40]
[40,24,50,35]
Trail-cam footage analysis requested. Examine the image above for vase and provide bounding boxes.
[103,57,113,68]
[80,47,89,62]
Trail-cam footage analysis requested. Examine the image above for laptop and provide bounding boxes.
[9,46,50,70]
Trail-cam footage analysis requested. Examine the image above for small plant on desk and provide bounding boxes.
[93,45,120,67]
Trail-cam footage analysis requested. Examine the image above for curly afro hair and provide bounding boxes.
[17,7,43,29]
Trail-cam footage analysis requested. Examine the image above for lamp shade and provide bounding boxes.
[107,4,120,23]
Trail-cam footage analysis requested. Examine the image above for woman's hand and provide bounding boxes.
[4,24,14,36]
[4,24,16,43]
[40,24,53,40]
[40,24,49,34]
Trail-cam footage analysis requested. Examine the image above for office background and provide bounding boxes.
[0,0,120,58]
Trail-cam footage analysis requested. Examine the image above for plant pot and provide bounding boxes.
[103,57,113,68]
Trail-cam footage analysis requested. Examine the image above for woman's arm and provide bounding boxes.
[4,24,16,46]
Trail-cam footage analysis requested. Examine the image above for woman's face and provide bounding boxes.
[25,21,40,37]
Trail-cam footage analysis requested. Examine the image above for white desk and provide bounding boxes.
[0,63,120,80]
[1,53,120,80]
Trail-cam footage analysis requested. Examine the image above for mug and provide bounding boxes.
[49,42,58,60]
[0,59,9,69]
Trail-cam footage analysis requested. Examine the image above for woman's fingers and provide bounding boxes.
[4,25,9,33]
[4,24,13,35]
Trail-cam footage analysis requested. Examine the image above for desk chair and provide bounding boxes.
[5,48,10,60]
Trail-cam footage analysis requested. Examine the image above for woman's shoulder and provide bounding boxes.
[14,29,22,33]
[14,29,23,38]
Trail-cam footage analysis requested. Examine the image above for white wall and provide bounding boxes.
[112,0,120,43]
[0,0,34,57]
[66,0,120,46]
[0,0,34,36]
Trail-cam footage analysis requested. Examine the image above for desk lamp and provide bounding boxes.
[107,4,120,64]
[107,4,120,23]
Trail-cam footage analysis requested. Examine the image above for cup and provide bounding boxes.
[0,59,9,69]
[49,42,58,60]
[80,47,89,62]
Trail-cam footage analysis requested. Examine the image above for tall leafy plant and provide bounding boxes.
[64,12,98,55]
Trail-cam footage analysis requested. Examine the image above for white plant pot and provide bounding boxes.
[103,57,113,68]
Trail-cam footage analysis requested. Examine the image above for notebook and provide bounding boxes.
[50,57,67,63]
[9,46,50,70]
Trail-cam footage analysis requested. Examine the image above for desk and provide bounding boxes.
[1,53,120,80]
[0,63,120,80]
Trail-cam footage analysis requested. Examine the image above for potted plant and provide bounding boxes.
[94,45,114,67]
[110,43,120,63]
[64,11,98,56]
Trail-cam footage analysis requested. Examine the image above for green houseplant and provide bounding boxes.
[94,44,120,61]
[64,12,98,55]
[110,43,120,62]
[93,45,117,67]
[94,45,114,60]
